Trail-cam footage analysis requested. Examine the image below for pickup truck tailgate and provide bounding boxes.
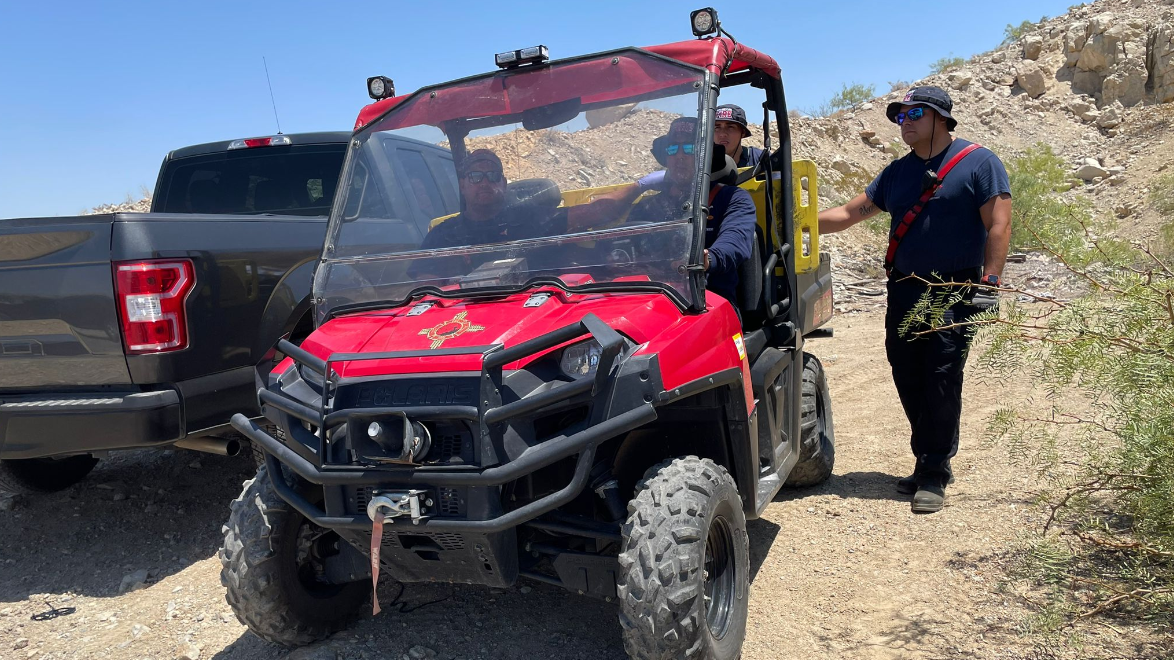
[0,214,131,388]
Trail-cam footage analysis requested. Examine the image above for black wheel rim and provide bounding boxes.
[294,521,347,597]
[703,515,736,639]
[816,388,827,441]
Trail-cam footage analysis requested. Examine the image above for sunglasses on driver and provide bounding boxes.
[461,170,503,184]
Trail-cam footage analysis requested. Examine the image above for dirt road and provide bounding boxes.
[1,311,1168,660]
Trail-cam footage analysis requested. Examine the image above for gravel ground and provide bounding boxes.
[2,311,1170,660]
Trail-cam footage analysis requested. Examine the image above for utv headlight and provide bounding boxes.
[559,339,603,379]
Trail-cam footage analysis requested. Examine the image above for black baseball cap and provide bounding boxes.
[715,104,752,137]
[886,86,957,131]
[458,149,503,175]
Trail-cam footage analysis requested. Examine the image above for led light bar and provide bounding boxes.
[495,45,549,69]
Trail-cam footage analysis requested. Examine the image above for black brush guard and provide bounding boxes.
[231,313,657,533]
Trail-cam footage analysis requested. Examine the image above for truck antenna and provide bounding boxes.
[262,56,283,135]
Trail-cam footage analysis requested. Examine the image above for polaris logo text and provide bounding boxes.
[356,384,477,407]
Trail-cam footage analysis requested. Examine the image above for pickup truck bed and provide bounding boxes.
[0,131,460,493]
[0,210,327,458]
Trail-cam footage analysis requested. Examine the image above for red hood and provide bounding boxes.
[298,289,688,380]
[289,287,748,407]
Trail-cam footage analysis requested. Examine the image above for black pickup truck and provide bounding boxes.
[0,131,459,493]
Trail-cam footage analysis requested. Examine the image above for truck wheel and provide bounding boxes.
[248,424,287,469]
[0,456,99,494]
[618,456,749,660]
[220,465,366,646]
[784,353,835,487]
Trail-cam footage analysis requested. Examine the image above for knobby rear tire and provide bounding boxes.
[784,353,835,487]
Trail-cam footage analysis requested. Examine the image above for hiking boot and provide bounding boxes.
[896,474,920,494]
[896,472,954,495]
[911,483,947,513]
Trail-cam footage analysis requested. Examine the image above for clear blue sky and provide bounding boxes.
[0,0,1075,218]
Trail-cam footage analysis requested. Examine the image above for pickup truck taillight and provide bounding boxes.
[114,259,195,354]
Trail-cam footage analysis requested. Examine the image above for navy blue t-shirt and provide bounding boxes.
[865,139,1010,276]
[737,146,764,169]
[630,184,757,304]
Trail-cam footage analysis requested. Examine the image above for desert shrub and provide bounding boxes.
[1150,172,1174,217]
[1004,144,1101,255]
[907,148,1174,624]
[807,82,877,117]
[929,55,966,74]
[1002,19,1036,45]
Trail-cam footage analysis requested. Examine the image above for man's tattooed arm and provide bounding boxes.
[818,192,875,234]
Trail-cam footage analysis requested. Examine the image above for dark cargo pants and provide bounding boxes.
[884,270,983,486]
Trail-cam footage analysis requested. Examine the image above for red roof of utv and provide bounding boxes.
[353,38,781,130]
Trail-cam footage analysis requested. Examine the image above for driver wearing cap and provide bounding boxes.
[420,149,535,250]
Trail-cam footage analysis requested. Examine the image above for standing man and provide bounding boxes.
[817,86,1012,513]
[714,104,764,168]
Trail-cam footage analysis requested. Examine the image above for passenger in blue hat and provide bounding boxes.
[628,116,757,309]
[816,85,1013,513]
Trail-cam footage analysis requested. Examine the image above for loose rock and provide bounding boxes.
[1015,61,1049,98]
[1022,34,1044,59]
[118,569,150,594]
[407,646,438,660]
[1097,102,1123,128]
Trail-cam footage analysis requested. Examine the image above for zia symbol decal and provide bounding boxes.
[418,311,486,349]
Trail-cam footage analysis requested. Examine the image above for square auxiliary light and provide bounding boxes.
[690,7,719,37]
[367,76,395,100]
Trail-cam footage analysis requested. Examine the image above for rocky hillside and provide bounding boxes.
[83,195,151,215]
[91,0,1174,312]
[782,0,1174,309]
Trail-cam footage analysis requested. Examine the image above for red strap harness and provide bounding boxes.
[707,183,723,220]
[884,142,983,275]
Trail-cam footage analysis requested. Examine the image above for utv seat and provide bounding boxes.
[507,178,562,213]
[736,226,770,363]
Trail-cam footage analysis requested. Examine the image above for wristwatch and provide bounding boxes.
[981,274,1000,287]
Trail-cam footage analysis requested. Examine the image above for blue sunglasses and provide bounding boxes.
[662,142,695,156]
[896,107,928,125]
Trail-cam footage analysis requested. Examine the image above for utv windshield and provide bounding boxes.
[315,49,707,322]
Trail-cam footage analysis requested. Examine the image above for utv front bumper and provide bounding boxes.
[231,313,660,586]
[234,403,654,533]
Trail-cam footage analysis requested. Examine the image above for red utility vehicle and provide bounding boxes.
[223,10,835,659]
